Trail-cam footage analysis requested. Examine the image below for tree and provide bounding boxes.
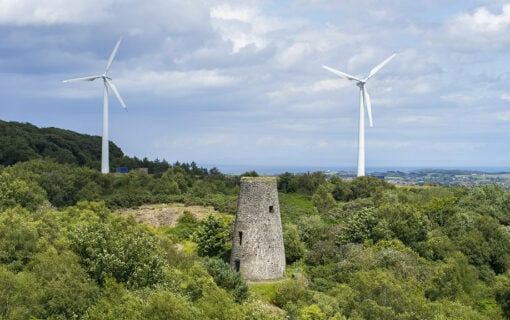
[201,257,248,303]
[283,223,307,263]
[0,207,40,271]
[298,304,327,320]
[312,185,337,214]
[192,215,230,257]
[339,207,378,244]
[0,171,47,211]
[349,176,393,199]
[69,215,166,289]
[143,290,203,320]
[329,176,353,201]
[28,249,99,319]
[495,273,510,318]
[82,279,143,320]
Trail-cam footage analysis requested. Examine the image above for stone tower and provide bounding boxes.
[230,176,285,280]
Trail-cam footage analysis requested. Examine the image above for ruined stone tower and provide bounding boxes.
[230,176,285,280]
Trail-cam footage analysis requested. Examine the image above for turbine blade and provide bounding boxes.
[322,65,361,82]
[362,87,373,127]
[105,78,127,110]
[367,53,396,80]
[104,37,123,75]
[63,75,101,83]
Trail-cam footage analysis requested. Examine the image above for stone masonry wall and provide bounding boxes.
[230,177,286,280]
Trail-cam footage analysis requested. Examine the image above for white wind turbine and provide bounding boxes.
[323,53,396,177]
[63,37,127,174]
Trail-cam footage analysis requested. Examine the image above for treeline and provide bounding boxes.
[0,120,175,173]
[1,156,510,318]
[0,159,238,212]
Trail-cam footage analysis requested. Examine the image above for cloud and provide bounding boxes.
[210,4,270,53]
[498,111,510,121]
[443,4,510,50]
[396,115,440,124]
[274,42,313,69]
[501,94,510,101]
[0,0,112,25]
[118,69,238,97]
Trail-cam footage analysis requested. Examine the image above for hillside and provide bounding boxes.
[0,123,510,319]
[0,120,124,168]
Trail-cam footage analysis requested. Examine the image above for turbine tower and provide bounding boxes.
[63,37,127,174]
[323,53,395,177]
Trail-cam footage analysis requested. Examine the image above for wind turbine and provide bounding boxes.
[323,53,396,177]
[63,37,127,174]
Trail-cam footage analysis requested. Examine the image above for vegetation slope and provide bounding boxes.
[0,121,510,319]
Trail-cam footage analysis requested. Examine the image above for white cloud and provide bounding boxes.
[210,4,269,53]
[275,42,313,69]
[451,4,510,33]
[118,69,238,97]
[440,93,477,104]
[443,4,510,50]
[498,111,510,121]
[396,115,440,124]
[501,94,510,101]
[0,0,112,25]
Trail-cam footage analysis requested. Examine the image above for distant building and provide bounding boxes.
[115,167,129,174]
[230,177,286,281]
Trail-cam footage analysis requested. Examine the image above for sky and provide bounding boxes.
[1,0,510,172]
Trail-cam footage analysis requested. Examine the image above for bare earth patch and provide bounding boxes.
[115,203,221,228]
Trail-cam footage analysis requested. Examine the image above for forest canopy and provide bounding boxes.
[0,121,510,319]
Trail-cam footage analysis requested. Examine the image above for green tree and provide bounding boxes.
[339,207,378,244]
[69,215,166,289]
[298,304,327,320]
[329,176,353,201]
[143,290,203,320]
[283,223,307,263]
[0,207,39,271]
[83,279,143,320]
[201,257,248,303]
[0,171,47,211]
[312,185,337,214]
[28,249,99,319]
[494,273,510,318]
[192,215,230,257]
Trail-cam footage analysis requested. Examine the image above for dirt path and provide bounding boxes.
[116,203,221,228]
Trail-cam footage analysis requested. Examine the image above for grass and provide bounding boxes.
[249,282,280,303]
[279,193,316,224]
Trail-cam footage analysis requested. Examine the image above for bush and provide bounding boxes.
[201,257,248,303]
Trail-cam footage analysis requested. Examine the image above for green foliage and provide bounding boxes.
[0,147,510,319]
[0,120,123,169]
[143,290,203,320]
[201,257,248,303]
[0,171,47,211]
[339,207,379,244]
[283,223,307,263]
[279,192,316,225]
[192,214,231,257]
[494,273,510,318]
[312,185,337,214]
[69,214,166,289]
[28,249,99,319]
[167,210,200,241]
[278,172,327,195]
[273,278,311,312]
[0,207,40,271]
[82,279,143,320]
